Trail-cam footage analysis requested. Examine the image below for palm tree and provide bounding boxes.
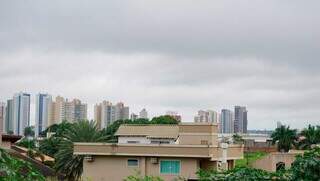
[55,120,108,181]
[297,125,320,149]
[271,125,297,152]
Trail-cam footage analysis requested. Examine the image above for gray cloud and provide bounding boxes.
[0,0,319,129]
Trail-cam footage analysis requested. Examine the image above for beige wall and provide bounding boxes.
[82,156,199,181]
[1,140,12,149]
[252,152,303,172]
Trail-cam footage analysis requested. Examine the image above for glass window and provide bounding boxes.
[160,160,180,174]
[128,159,139,167]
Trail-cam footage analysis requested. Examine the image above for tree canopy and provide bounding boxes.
[271,125,297,152]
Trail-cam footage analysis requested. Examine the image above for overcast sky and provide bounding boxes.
[1,1,319,130]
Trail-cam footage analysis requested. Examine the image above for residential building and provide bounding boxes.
[194,110,218,123]
[35,94,52,137]
[4,99,14,134]
[221,109,234,133]
[74,123,244,181]
[0,102,4,143]
[13,92,31,135]
[94,101,129,129]
[165,111,182,122]
[277,121,282,129]
[139,108,148,119]
[48,96,87,126]
[130,113,138,120]
[234,106,248,133]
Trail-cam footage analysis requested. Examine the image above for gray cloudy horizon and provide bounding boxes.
[1,0,320,129]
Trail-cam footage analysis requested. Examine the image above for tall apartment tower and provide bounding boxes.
[13,92,31,135]
[194,110,218,123]
[94,101,129,129]
[221,109,234,133]
[35,93,52,137]
[5,99,14,134]
[234,106,248,134]
[0,102,5,141]
[48,96,87,126]
[139,108,148,119]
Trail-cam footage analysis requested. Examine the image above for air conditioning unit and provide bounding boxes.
[84,155,94,162]
[151,157,158,164]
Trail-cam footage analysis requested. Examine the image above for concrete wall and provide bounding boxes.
[82,156,199,181]
[252,152,303,172]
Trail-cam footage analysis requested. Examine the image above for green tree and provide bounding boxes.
[150,115,179,124]
[39,136,62,157]
[271,125,297,152]
[297,125,320,150]
[0,148,45,181]
[16,138,36,149]
[290,146,320,181]
[55,120,109,181]
[232,134,244,144]
[24,126,35,137]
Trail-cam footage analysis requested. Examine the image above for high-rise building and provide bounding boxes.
[94,101,129,129]
[5,99,14,134]
[35,93,52,137]
[13,92,31,135]
[194,110,218,123]
[234,106,248,133]
[221,109,234,133]
[276,121,282,129]
[130,113,138,120]
[48,96,87,126]
[139,108,148,119]
[0,102,5,140]
[166,111,182,122]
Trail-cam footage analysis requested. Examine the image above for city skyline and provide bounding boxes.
[1,1,320,130]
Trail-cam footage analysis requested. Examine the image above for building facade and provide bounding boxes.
[139,108,148,119]
[194,110,218,123]
[13,92,31,135]
[234,106,248,133]
[0,102,5,142]
[221,109,234,133]
[94,101,129,129]
[35,93,52,137]
[74,123,244,181]
[4,99,14,134]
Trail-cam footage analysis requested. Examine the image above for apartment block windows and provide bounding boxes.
[127,159,139,167]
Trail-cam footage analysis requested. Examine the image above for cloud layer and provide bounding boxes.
[0,0,319,129]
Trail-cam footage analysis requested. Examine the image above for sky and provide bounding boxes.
[0,1,319,130]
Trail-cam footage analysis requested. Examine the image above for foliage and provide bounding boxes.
[150,115,179,124]
[232,134,244,144]
[54,120,109,181]
[235,152,267,167]
[271,125,297,152]
[0,148,45,181]
[16,138,36,149]
[39,136,62,158]
[296,125,320,150]
[41,121,73,138]
[124,170,164,181]
[290,146,320,181]
[197,167,291,181]
[24,126,35,137]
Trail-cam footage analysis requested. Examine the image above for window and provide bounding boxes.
[160,160,180,174]
[276,162,285,171]
[127,141,140,144]
[151,141,170,144]
[201,140,208,145]
[127,159,139,167]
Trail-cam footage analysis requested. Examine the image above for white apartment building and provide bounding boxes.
[139,108,148,119]
[194,110,218,123]
[94,101,129,129]
[13,92,31,135]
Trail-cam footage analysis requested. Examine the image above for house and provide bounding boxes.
[1,134,22,149]
[74,123,244,181]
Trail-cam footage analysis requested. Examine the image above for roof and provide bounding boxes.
[2,134,22,143]
[115,124,179,139]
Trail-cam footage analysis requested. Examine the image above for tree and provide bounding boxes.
[55,120,109,181]
[232,134,244,144]
[297,125,320,150]
[24,126,35,137]
[0,148,45,181]
[16,138,36,149]
[39,136,62,158]
[271,125,297,152]
[124,170,164,181]
[291,146,320,180]
[150,115,179,124]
